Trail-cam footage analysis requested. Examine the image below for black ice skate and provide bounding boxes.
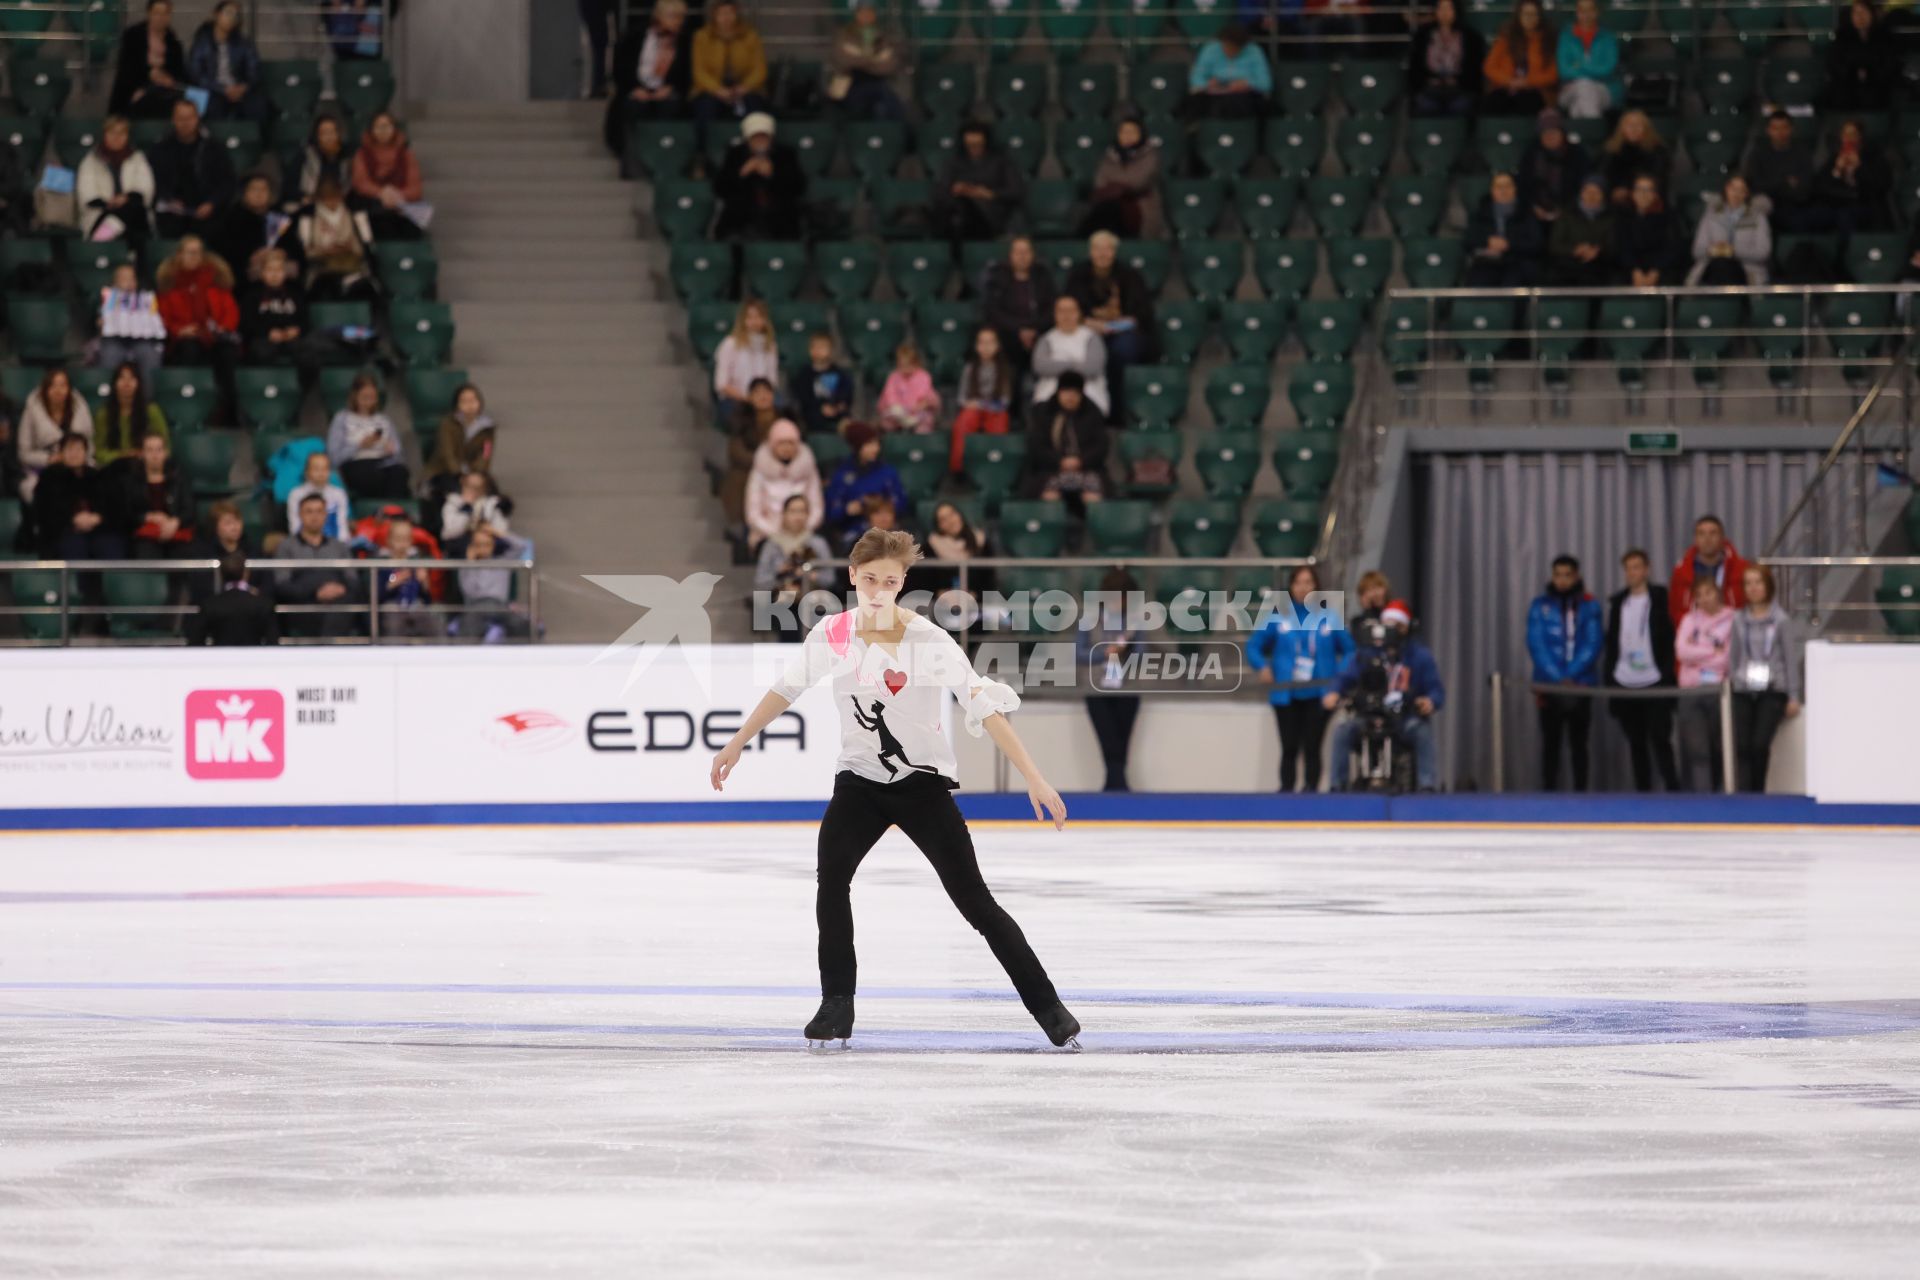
[1036,1001,1082,1051]
[805,995,854,1052]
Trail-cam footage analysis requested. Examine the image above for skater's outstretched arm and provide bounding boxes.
[981,713,1068,830]
[710,689,795,791]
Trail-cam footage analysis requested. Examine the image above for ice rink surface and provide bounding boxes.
[2,818,1918,1279]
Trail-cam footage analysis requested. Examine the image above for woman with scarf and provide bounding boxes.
[155,236,241,420]
[745,419,825,553]
[1409,0,1485,118]
[77,116,156,246]
[351,111,425,240]
[93,362,170,469]
[1464,171,1543,287]
[291,114,353,207]
[1555,0,1621,119]
[1547,175,1615,286]
[110,0,187,119]
[754,493,833,642]
[1482,0,1556,117]
[187,1,266,123]
[1688,174,1772,286]
[1079,117,1163,239]
[1726,564,1803,793]
[425,382,498,512]
[295,175,377,300]
[829,1,904,122]
[1614,172,1682,286]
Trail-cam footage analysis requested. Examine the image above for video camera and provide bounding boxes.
[1351,617,1407,718]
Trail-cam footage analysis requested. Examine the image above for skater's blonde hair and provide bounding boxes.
[848,527,922,569]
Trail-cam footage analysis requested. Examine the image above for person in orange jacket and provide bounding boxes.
[1482,0,1558,116]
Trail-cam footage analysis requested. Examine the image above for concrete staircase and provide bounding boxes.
[409,100,725,644]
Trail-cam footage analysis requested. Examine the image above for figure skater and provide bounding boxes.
[711,527,1081,1052]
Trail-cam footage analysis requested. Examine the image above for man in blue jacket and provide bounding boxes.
[1527,554,1605,790]
[1322,600,1446,792]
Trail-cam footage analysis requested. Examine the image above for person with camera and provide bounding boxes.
[754,493,832,642]
[1322,601,1445,792]
[1526,554,1604,791]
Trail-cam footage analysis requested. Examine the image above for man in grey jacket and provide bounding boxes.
[273,491,359,637]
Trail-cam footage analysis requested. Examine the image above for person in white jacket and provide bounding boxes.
[743,418,822,550]
[284,450,350,540]
[439,469,511,542]
[15,369,93,503]
[712,298,780,412]
[1029,293,1109,416]
[76,115,157,241]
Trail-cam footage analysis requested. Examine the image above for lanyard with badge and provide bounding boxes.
[1292,624,1318,684]
[1737,620,1776,692]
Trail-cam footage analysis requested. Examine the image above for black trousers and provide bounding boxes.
[1085,694,1139,791]
[1538,695,1592,791]
[1272,699,1331,793]
[1611,697,1680,792]
[1732,691,1789,793]
[816,770,1060,1015]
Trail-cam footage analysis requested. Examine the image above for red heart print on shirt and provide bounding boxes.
[882,669,908,696]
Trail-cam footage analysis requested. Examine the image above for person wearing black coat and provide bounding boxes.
[1408,0,1485,118]
[112,434,196,559]
[109,0,189,118]
[711,113,807,240]
[146,98,237,237]
[1825,1,1899,112]
[1518,109,1588,224]
[187,555,279,645]
[1613,175,1683,286]
[1024,372,1109,508]
[1063,239,1156,422]
[1814,118,1892,233]
[31,434,125,560]
[930,121,1025,243]
[980,237,1057,371]
[1464,173,1544,287]
[1605,549,1680,792]
[604,1,696,158]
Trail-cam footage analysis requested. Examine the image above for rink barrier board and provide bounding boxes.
[4,793,1920,831]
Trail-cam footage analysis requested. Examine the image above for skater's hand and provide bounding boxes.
[1028,780,1067,830]
[710,742,743,791]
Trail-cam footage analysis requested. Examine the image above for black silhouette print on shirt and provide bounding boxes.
[850,697,938,779]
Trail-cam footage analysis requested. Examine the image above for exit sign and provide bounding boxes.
[1627,430,1681,455]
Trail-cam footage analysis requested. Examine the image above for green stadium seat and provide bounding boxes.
[178,429,240,494]
[6,294,68,361]
[1683,116,1744,176]
[783,119,839,177]
[1152,303,1211,368]
[1122,240,1172,294]
[1304,177,1374,238]
[73,366,115,409]
[1024,180,1080,239]
[1334,116,1395,178]
[669,240,731,304]
[1337,60,1403,114]
[1406,117,1468,175]
[51,117,101,169]
[964,434,1028,511]
[1165,177,1227,238]
[807,431,850,472]
[1203,363,1272,429]
[1178,238,1242,302]
[406,368,468,422]
[235,367,303,431]
[1382,296,1434,388]
[0,496,22,555]
[10,568,65,639]
[2,364,49,407]
[1168,497,1242,558]
[1751,294,1807,390]
[916,300,975,383]
[771,302,832,351]
[1449,298,1517,373]
[1141,114,1188,174]
[881,433,947,503]
[1053,119,1106,186]
[0,234,55,284]
[917,61,975,118]
[1287,364,1355,430]
[1474,116,1531,175]
[1296,299,1365,361]
[1696,57,1754,113]
[845,121,908,183]
[390,300,455,366]
[688,301,739,362]
[1534,296,1591,391]
[1677,296,1741,393]
[1846,233,1906,285]
[1085,499,1155,555]
[1774,233,1840,280]
[1038,0,1098,58]
[209,120,261,173]
[1401,236,1463,288]
[1124,363,1191,426]
[806,177,861,235]
[261,59,322,116]
[1035,239,1082,281]
[995,117,1046,178]
[1327,237,1393,301]
[885,240,952,304]
[104,570,172,639]
[838,301,913,384]
[914,115,961,173]
[335,61,395,123]
[1191,432,1262,499]
[153,367,220,432]
[808,240,877,305]
[11,59,70,116]
[988,62,1049,119]
[1876,566,1920,636]
[1131,63,1188,120]
[316,366,377,417]
[1271,428,1341,495]
[1060,63,1118,117]
[999,499,1070,558]
[741,241,808,303]
[1195,119,1259,179]
[1252,498,1321,557]
[1727,0,1795,47]
[1598,295,1667,391]
[627,123,699,180]
[872,178,933,234]
[1264,116,1326,179]
[1234,178,1298,240]
[1253,238,1319,302]
[1116,429,1184,496]
[1385,175,1448,238]
[1822,291,1896,383]
[1218,300,1290,364]
[370,241,438,301]
[1277,64,1331,115]
[309,299,373,344]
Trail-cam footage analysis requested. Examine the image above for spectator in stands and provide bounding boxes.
[689,0,770,134]
[1547,175,1615,286]
[1614,173,1683,286]
[148,97,235,237]
[185,498,261,602]
[1079,117,1163,240]
[604,0,693,160]
[1464,172,1543,287]
[1482,0,1556,117]
[1031,294,1110,417]
[213,175,293,287]
[426,383,497,497]
[745,419,824,552]
[110,0,187,119]
[912,497,991,610]
[113,432,195,559]
[1066,231,1154,425]
[292,113,352,207]
[1351,568,1390,628]
[274,491,357,636]
[1526,554,1604,791]
[186,553,276,645]
[824,422,907,547]
[1688,174,1772,286]
[1410,0,1485,118]
[1187,21,1272,118]
[791,332,853,437]
[926,499,988,566]
[1602,110,1669,207]
[722,376,780,524]
[295,175,377,300]
[1826,0,1897,113]
[352,112,425,240]
[981,236,1056,370]
[877,341,940,435]
[376,516,437,639]
[287,451,350,540]
[238,249,313,378]
[1519,109,1587,226]
[1675,576,1733,790]
[1249,563,1354,794]
[1668,514,1748,623]
[31,434,118,560]
[155,236,241,414]
[451,524,525,643]
[755,493,833,641]
[1325,600,1444,792]
[931,122,1024,245]
[950,325,1014,474]
[1605,548,1680,792]
[15,370,92,504]
[711,112,806,240]
[95,262,168,383]
[864,494,902,535]
[94,362,169,468]
[1077,568,1143,792]
[326,372,410,499]
[77,116,156,244]
[1815,119,1890,233]
[440,470,512,544]
[1026,371,1108,505]
[321,0,386,62]
[1745,109,1820,233]
[1554,0,1620,119]
[187,1,265,124]
[830,1,904,122]
[713,298,780,413]
[1727,564,1802,792]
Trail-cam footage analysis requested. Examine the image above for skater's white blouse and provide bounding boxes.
[771,610,1020,785]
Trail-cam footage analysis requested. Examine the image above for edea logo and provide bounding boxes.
[184,690,285,780]
[485,710,574,754]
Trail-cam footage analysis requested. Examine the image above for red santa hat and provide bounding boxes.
[1380,599,1413,629]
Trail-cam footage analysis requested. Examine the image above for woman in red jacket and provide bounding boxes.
[351,110,424,241]
[155,235,240,424]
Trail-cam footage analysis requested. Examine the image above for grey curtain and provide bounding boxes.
[1413,449,1840,792]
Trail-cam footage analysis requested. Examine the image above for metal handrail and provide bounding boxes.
[1489,672,1739,796]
